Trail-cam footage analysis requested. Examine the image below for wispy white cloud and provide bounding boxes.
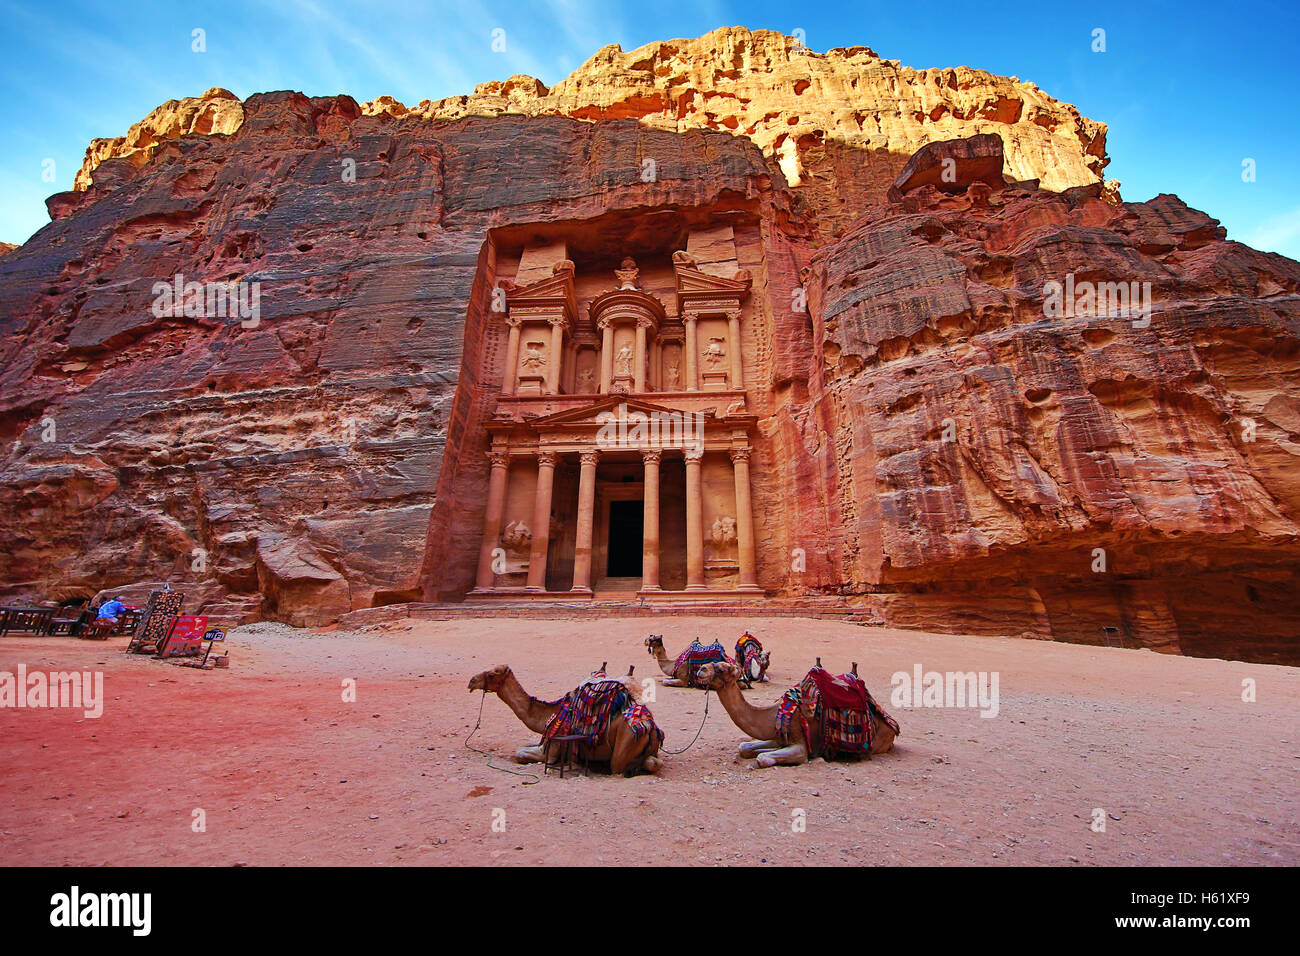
[1241,205,1300,261]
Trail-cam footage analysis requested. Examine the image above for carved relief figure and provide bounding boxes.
[711,516,737,546]
[577,367,596,392]
[521,342,546,371]
[704,336,726,366]
[666,362,680,388]
[501,520,531,554]
[615,343,634,374]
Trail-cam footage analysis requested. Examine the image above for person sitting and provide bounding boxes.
[96,597,126,622]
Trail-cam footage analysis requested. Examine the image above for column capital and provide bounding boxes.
[505,313,523,328]
[488,450,509,468]
[725,309,743,323]
[636,315,656,330]
[641,449,662,465]
[597,315,616,331]
[547,315,569,330]
[579,449,600,467]
[537,451,557,468]
[684,448,704,463]
[729,446,752,463]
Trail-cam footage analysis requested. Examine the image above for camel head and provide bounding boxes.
[644,634,664,656]
[694,661,743,690]
[467,664,512,693]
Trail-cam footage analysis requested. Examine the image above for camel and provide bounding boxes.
[466,665,663,776]
[644,634,767,687]
[694,661,898,768]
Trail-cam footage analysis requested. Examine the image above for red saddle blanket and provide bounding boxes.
[774,667,900,757]
[542,676,664,748]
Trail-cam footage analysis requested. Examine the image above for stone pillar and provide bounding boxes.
[684,314,699,392]
[570,450,599,594]
[730,447,760,591]
[526,451,556,591]
[641,449,661,591]
[634,318,649,393]
[684,449,706,590]
[546,318,565,395]
[726,309,744,389]
[502,317,521,396]
[474,450,510,590]
[599,320,614,394]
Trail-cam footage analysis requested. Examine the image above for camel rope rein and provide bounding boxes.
[661,688,711,754]
[464,689,541,785]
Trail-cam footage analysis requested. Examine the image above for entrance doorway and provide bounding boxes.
[606,499,644,577]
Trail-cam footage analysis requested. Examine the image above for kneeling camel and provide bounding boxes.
[467,665,663,775]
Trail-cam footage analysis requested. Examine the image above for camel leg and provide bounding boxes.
[755,741,809,767]
[607,722,653,776]
[659,678,686,687]
[514,743,546,763]
[738,738,784,757]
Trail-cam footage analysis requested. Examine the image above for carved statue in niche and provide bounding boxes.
[666,362,680,388]
[704,336,726,367]
[614,257,640,290]
[615,343,634,374]
[501,520,531,554]
[577,367,596,392]
[711,516,737,546]
[521,342,546,371]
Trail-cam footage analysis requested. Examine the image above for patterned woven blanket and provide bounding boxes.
[735,632,764,680]
[542,676,664,748]
[673,640,733,685]
[773,667,900,757]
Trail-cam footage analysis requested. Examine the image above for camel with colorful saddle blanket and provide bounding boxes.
[644,632,770,687]
[694,659,899,768]
[467,665,664,776]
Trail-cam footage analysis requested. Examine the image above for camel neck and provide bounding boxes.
[495,673,557,735]
[714,680,777,739]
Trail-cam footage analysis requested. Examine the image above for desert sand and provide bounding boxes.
[1,616,1296,866]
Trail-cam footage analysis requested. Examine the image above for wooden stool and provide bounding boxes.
[543,734,589,778]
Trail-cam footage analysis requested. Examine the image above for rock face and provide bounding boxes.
[73,87,245,191]
[799,139,1300,664]
[0,31,1295,663]
[74,28,1112,236]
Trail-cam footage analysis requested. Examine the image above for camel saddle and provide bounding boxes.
[674,640,734,686]
[734,632,764,679]
[542,674,664,748]
[775,667,900,758]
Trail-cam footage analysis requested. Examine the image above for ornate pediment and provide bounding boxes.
[505,261,577,325]
[672,250,752,315]
[526,396,696,428]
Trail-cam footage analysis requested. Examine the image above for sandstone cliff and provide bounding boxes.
[73,28,1112,237]
[1,30,1295,664]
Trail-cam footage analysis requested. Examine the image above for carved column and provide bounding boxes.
[684,449,706,590]
[726,309,744,389]
[599,319,614,394]
[571,450,599,594]
[684,314,699,392]
[730,447,760,591]
[546,317,566,395]
[634,317,650,393]
[474,450,510,591]
[641,449,661,591]
[526,451,557,591]
[502,316,522,396]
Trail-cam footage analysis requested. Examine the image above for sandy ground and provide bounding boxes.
[0,615,1296,866]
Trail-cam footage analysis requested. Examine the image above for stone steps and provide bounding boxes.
[339,598,868,628]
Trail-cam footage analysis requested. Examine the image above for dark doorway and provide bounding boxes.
[606,499,644,577]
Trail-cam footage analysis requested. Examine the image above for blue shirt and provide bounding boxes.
[97,599,125,619]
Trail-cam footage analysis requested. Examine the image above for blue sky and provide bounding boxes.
[1,0,1297,257]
